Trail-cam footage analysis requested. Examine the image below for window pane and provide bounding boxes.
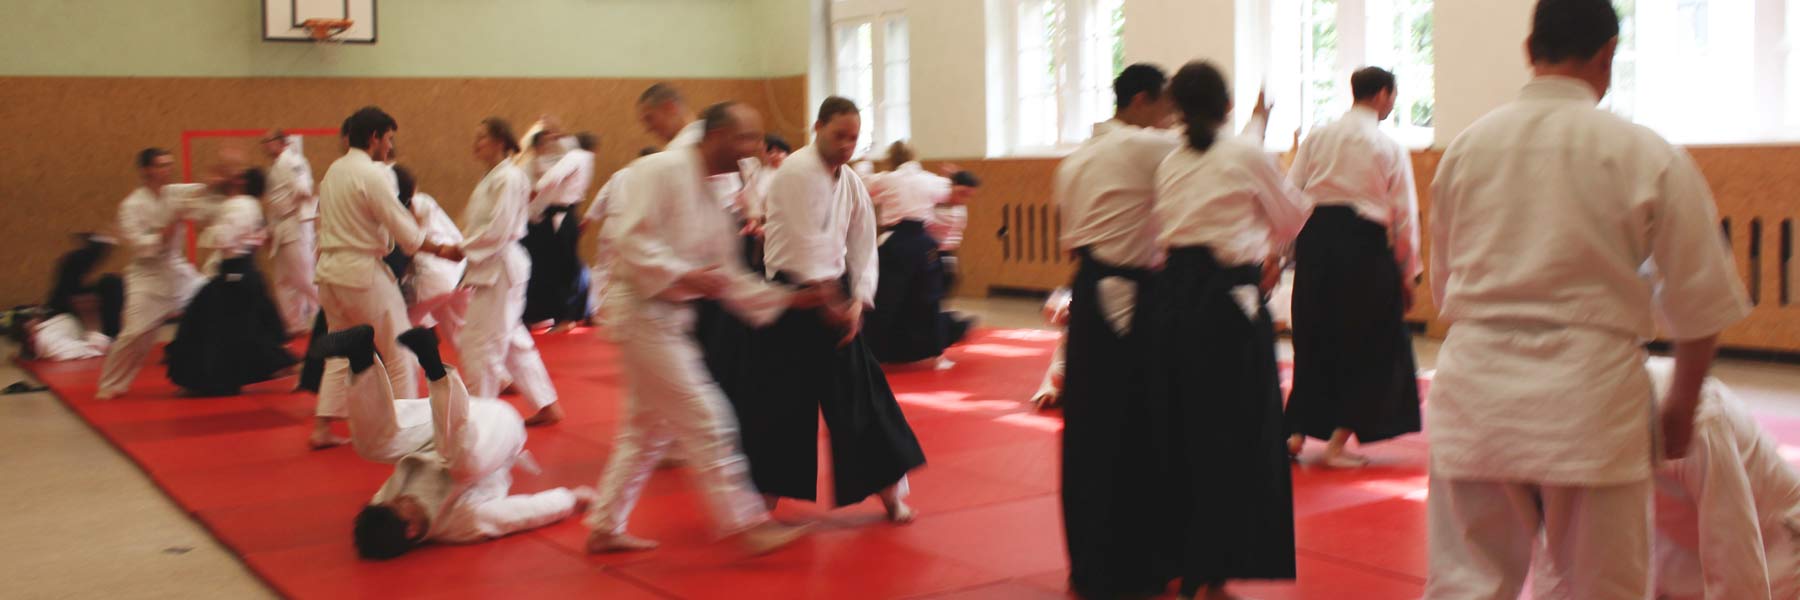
[835,22,874,105]
[1301,0,1343,130]
[1016,0,1062,147]
[887,102,912,146]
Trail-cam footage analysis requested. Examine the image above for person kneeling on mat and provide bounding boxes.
[311,325,593,560]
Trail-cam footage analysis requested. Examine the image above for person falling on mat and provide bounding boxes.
[310,324,592,560]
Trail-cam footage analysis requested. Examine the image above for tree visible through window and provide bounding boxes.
[1251,0,1434,150]
[1001,0,1125,154]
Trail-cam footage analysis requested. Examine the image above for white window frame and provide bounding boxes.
[990,0,1124,157]
[1607,0,1798,145]
[830,0,910,159]
[1242,0,1436,151]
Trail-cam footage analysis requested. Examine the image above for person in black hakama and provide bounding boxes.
[1146,62,1308,600]
[46,233,124,339]
[1282,67,1423,468]
[864,141,958,365]
[1051,63,1182,598]
[745,97,925,521]
[164,168,297,396]
[521,129,595,331]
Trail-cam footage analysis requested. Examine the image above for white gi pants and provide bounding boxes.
[317,281,420,419]
[587,242,614,316]
[408,289,470,359]
[96,269,202,395]
[586,300,768,537]
[457,274,556,411]
[341,355,435,464]
[1425,475,1652,600]
[271,224,320,335]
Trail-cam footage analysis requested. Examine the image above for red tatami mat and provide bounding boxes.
[21,328,1800,599]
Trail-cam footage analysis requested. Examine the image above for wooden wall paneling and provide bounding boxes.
[0,75,807,307]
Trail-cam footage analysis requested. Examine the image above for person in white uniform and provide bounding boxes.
[391,166,468,353]
[584,102,818,556]
[863,140,961,364]
[1148,61,1306,600]
[582,147,661,317]
[1052,63,1183,598]
[94,148,221,400]
[165,167,297,396]
[311,107,464,449]
[523,127,596,332]
[28,234,123,361]
[1529,357,1800,600]
[456,118,562,426]
[308,325,590,560]
[749,97,926,522]
[1423,2,1753,598]
[260,130,320,336]
[1283,66,1424,468]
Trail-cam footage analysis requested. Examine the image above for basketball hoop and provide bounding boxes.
[300,18,354,41]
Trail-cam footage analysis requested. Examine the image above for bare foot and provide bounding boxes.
[586,530,660,554]
[884,499,916,524]
[1320,452,1371,469]
[763,494,780,511]
[94,389,121,401]
[547,322,579,334]
[1031,390,1061,411]
[524,403,565,427]
[308,430,349,450]
[934,356,956,371]
[1287,434,1304,457]
[736,521,812,555]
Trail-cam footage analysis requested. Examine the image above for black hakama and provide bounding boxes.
[1060,248,1171,598]
[694,221,765,410]
[729,274,926,507]
[1284,206,1421,444]
[522,206,589,325]
[47,237,124,338]
[865,220,956,363]
[1147,247,1296,595]
[164,257,297,396]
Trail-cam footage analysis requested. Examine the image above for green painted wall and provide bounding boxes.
[2,0,812,78]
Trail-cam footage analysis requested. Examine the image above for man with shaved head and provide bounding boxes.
[585,102,819,557]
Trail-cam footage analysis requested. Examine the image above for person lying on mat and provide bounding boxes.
[310,325,593,559]
[1530,356,1800,600]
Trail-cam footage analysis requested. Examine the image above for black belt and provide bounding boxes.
[1165,246,1260,285]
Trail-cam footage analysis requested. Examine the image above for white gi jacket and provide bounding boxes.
[529,148,595,222]
[868,162,952,228]
[1153,135,1311,268]
[199,195,265,275]
[117,184,210,298]
[458,161,533,288]
[408,193,465,302]
[602,147,790,326]
[762,145,879,308]
[1428,76,1752,485]
[1287,105,1422,278]
[265,146,317,251]
[30,313,110,361]
[1056,119,1184,270]
[366,371,574,543]
[1645,359,1800,600]
[316,149,426,290]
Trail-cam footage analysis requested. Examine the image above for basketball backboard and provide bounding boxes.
[263,0,377,43]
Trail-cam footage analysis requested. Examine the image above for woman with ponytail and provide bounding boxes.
[455,117,564,425]
[1146,61,1310,600]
